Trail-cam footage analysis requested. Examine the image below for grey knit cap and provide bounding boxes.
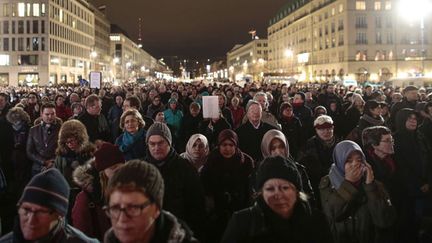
[146,122,172,146]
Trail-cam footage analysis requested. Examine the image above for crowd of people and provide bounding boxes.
[0,80,431,243]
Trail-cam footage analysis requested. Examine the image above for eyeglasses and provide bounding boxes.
[18,207,54,218]
[103,201,151,219]
[65,138,77,145]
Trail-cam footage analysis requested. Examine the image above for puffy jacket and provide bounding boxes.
[320,176,396,243]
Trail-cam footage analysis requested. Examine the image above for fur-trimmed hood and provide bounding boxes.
[56,120,95,156]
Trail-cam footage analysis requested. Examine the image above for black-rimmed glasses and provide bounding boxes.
[103,201,152,219]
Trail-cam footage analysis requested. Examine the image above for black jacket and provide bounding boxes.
[236,121,276,162]
[146,149,206,240]
[78,111,111,142]
[221,198,333,243]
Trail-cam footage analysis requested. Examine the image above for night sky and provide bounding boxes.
[90,0,288,59]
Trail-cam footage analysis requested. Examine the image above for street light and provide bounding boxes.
[398,0,432,76]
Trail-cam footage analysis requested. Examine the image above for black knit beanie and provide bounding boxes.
[256,156,302,191]
[19,168,70,216]
[107,160,164,209]
[146,122,172,146]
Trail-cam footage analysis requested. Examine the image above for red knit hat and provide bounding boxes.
[94,142,125,172]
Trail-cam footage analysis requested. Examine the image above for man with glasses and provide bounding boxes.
[103,160,198,243]
[0,168,98,242]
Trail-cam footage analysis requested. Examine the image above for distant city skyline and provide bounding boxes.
[90,0,288,59]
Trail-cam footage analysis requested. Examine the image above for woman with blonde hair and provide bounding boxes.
[115,108,146,160]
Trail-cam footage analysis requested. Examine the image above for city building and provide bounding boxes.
[267,0,432,82]
[227,39,268,82]
[0,0,97,86]
[110,27,169,83]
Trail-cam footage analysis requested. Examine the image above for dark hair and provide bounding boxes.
[363,100,381,116]
[125,96,142,110]
[54,94,65,103]
[362,126,391,149]
[40,102,56,112]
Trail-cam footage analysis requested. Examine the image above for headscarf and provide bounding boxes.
[261,129,289,159]
[218,129,238,147]
[328,140,366,189]
[180,134,209,169]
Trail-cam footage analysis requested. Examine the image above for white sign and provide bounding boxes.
[202,96,220,119]
[89,71,101,89]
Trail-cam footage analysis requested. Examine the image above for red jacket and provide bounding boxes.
[56,105,73,121]
[229,105,245,129]
[72,191,111,241]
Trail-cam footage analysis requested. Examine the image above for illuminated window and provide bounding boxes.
[41,3,45,16]
[374,2,381,10]
[0,54,9,66]
[18,3,25,17]
[332,8,335,16]
[33,3,40,16]
[339,4,343,12]
[26,3,31,16]
[356,1,366,10]
[385,1,391,9]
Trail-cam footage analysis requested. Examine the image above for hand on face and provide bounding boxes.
[345,161,364,184]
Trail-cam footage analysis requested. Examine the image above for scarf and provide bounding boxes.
[119,128,145,152]
[360,114,384,126]
[180,134,209,169]
[367,148,396,174]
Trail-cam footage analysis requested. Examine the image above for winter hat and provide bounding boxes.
[146,122,172,146]
[94,142,125,172]
[256,156,302,191]
[256,156,303,191]
[19,169,70,216]
[168,98,177,104]
[107,160,164,208]
[218,129,238,147]
[314,115,334,129]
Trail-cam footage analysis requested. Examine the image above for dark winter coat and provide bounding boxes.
[198,118,231,149]
[78,111,111,142]
[320,176,396,243]
[104,211,198,243]
[278,116,303,159]
[145,149,206,240]
[0,218,98,243]
[115,130,147,160]
[26,122,61,173]
[221,197,333,243]
[178,113,203,152]
[200,148,254,240]
[390,98,417,130]
[236,121,276,162]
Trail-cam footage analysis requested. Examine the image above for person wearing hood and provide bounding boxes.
[393,108,432,242]
[200,129,254,242]
[145,122,206,241]
[292,92,314,139]
[390,86,419,130]
[320,140,396,243]
[103,160,199,243]
[180,133,209,171]
[71,162,110,241]
[5,107,32,192]
[221,156,333,243]
[115,108,147,160]
[258,129,315,206]
[54,119,95,187]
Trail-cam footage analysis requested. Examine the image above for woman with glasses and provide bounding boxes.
[394,108,432,242]
[104,160,198,243]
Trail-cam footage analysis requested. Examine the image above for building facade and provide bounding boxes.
[0,0,97,86]
[267,0,432,82]
[227,39,268,81]
[110,32,168,83]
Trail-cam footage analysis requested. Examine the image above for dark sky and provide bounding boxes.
[90,0,288,59]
